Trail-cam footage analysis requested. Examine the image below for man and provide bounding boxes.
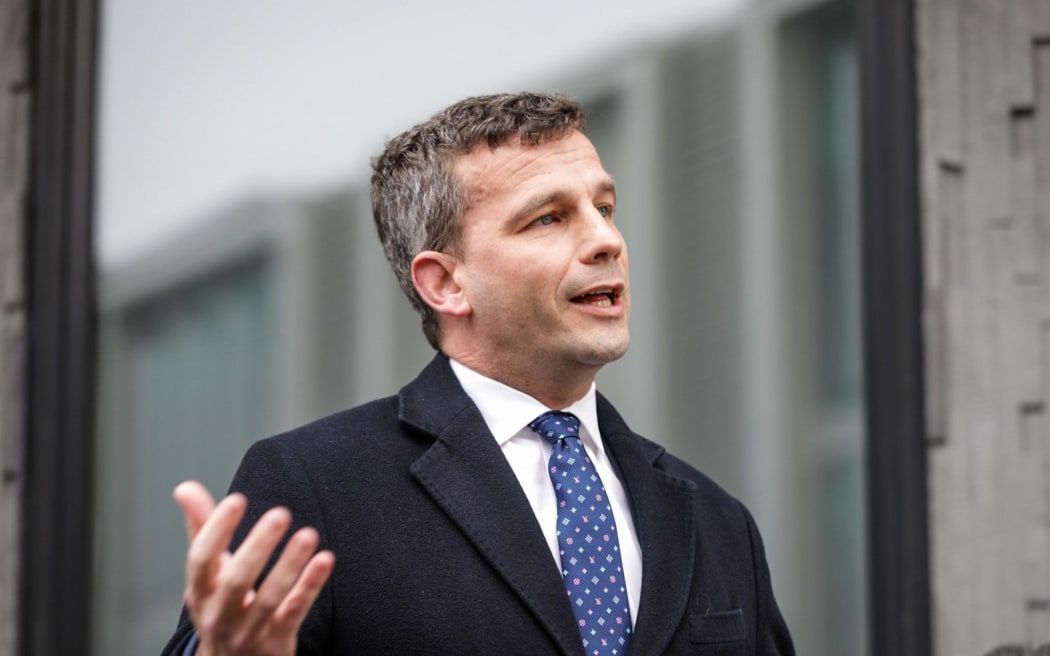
[162,92,794,655]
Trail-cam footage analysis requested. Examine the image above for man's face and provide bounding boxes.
[450,130,630,381]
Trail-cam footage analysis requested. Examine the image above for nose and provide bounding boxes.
[580,206,625,263]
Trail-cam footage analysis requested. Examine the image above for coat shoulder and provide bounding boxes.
[259,394,404,455]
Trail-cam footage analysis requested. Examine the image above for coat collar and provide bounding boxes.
[400,354,697,656]
[596,396,698,656]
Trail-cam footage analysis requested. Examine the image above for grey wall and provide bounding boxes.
[0,1,27,652]
[918,0,1050,652]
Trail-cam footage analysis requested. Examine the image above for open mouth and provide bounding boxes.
[570,289,617,308]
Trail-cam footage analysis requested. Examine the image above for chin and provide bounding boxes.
[577,335,630,366]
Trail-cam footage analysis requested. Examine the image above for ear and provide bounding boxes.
[411,250,472,317]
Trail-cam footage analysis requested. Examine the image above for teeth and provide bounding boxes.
[572,288,617,307]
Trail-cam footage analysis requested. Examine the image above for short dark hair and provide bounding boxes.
[371,92,586,349]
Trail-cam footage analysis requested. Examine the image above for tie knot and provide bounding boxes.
[528,411,581,446]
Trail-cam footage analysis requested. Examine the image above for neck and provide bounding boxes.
[446,350,598,410]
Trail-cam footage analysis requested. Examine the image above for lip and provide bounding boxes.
[568,282,627,317]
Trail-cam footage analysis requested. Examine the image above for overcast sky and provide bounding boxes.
[97,0,743,267]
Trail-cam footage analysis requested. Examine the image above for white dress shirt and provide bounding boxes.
[449,358,643,625]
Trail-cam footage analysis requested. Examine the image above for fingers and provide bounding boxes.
[213,506,293,620]
[272,548,336,633]
[185,491,249,599]
[173,480,217,544]
[240,527,331,637]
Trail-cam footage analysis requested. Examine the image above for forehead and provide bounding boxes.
[453,131,611,203]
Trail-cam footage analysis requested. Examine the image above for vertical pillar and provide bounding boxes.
[858,0,933,654]
[21,1,100,653]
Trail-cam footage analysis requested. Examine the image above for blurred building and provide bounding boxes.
[91,2,864,654]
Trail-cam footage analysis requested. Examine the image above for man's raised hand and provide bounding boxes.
[173,481,335,656]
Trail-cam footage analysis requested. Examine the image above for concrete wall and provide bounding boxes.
[918,0,1050,652]
[0,1,27,653]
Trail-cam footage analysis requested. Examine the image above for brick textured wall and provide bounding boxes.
[919,0,1050,652]
[0,0,27,652]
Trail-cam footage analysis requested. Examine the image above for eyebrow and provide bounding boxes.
[511,178,618,225]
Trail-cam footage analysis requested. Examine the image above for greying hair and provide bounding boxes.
[371,92,586,350]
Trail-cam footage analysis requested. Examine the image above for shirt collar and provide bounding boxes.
[448,358,603,450]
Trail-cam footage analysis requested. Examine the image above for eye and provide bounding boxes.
[597,204,613,218]
[532,214,558,227]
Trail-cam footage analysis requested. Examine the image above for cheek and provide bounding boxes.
[467,245,570,309]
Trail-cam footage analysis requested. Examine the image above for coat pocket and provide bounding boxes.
[689,608,747,644]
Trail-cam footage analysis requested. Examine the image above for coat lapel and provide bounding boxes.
[399,356,585,656]
[598,395,697,656]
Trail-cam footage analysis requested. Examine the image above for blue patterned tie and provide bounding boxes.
[529,411,632,656]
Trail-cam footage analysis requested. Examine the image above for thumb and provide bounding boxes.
[173,480,217,544]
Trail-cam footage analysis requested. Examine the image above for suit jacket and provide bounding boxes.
[162,354,794,655]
